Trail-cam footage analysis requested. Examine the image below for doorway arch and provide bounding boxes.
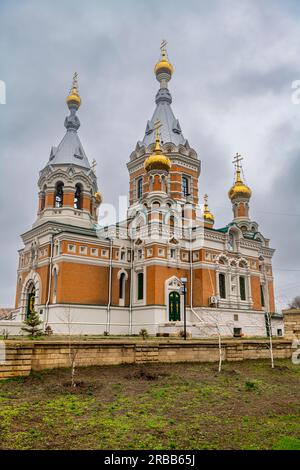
[169,291,181,321]
[26,283,36,318]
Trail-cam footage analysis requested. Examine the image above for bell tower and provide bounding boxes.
[35,73,102,229]
[127,42,201,217]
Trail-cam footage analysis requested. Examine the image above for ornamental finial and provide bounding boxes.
[65,73,81,131]
[154,119,163,153]
[228,153,252,201]
[154,41,173,87]
[66,72,81,110]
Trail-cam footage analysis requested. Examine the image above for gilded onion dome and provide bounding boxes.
[66,72,81,109]
[228,166,252,201]
[94,192,102,205]
[144,120,171,172]
[203,194,215,223]
[154,40,173,84]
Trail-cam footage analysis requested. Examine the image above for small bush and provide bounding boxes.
[139,328,149,340]
[245,379,262,392]
[21,311,43,338]
[178,329,191,338]
[1,328,9,340]
[45,325,53,336]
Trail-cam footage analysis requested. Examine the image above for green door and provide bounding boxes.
[169,291,181,321]
[26,287,35,318]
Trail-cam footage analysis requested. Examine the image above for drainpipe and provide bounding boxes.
[45,234,54,328]
[189,228,202,323]
[129,244,134,335]
[106,237,113,334]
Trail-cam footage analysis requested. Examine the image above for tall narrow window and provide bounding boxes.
[260,284,265,307]
[119,272,125,300]
[169,215,175,235]
[182,176,189,197]
[40,185,46,211]
[55,182,64,208]
[219,273,226,299]
[18,278,22,307]
[137,177,143,199]
[239,276,246,301]
[137,272,144,300]
[74,183,82,209]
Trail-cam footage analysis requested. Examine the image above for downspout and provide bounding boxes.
[106,237,113,334]
[129,243,134,335]
[189,228,203,323]
[45,233,54,328]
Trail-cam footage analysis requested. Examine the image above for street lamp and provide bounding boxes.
[180,277,188,340]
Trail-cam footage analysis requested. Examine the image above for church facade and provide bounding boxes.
[13,46,284,337]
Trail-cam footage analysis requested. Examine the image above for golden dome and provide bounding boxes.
[228,169,252,201]
[66,73,81,108]
[66,88,81,107]
[154,58,174,76]
[203,194,215,224]
[144,120,171,173]
[154,40,173,78]
[94,191,102,204]
[144,154,171,172]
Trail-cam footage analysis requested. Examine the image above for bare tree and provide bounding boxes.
[58,307,82,387]
[193,311,234,373]
[289,296,300,309]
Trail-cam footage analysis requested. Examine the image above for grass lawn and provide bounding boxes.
[0,359,299,450]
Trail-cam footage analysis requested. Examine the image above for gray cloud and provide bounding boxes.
[0,0,300,309]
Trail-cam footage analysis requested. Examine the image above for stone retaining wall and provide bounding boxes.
[283,309,300,339]
[0,339,293,379]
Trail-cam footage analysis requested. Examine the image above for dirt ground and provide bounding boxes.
[0,359,299,450]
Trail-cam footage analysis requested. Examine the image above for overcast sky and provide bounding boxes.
[0,0,299,310]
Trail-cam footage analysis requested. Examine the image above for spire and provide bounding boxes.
[48,74,91,169]
[142,42,186,147]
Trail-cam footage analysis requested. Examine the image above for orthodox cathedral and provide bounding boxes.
[13,44,284,337]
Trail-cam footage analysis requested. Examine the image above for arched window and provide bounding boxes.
[119,272,126,300]
[219,273,226,299]
[18,278,22,307]
[260,285,265,307]
[239,276,246,301]
[228,232,235,251]
[74,183,82,209]
[169,215,175,235]
[40,185,46,212]
[54,182,64,208]
[137,177,143,199]
[137,272,144,300]
[182,176,189,197]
